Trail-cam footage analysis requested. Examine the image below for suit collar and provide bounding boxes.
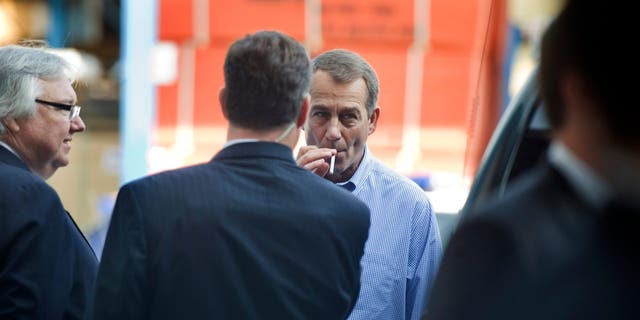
[213,141,295,163]
[536,163,600,216]
[548,141,610,208]
[0,144,29,172]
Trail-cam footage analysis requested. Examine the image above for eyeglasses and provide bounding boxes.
[35,99,81,120]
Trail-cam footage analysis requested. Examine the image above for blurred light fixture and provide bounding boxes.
[150,41,178,85]
[49,48,103,83]
[0,3,19,44]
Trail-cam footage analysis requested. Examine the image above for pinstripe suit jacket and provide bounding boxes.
[0,146,97,320]
[90,141,370,320]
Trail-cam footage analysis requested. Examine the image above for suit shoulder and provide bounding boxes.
[119,163,211,190]
[318,190,371,235]
[297,173,370,220]
[0,165,57,201]
[334,189,370,215]
[459,167,573,253]
[0,167,65,231]
[0,163,46,187]
[472,168,557,219]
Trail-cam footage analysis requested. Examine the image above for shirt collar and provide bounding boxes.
[340,146,372,192]
[548,141,611,208]
[0,141,21,160]
[223,139,259,149]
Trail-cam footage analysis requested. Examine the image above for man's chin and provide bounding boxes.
[52,159,70,170]
[326,169,346,183]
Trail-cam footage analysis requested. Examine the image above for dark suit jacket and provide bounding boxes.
[424,164,640,320]
[90,142,370,320]
[0,146,98,320]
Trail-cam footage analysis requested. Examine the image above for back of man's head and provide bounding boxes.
[539,0,636,148]
[0,42,73,134]
[222,31,311,131]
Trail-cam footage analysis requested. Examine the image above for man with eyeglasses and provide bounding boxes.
[0,42,97,320]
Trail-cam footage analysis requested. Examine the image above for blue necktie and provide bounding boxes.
[338,182,356,192]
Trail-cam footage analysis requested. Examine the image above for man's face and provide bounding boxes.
[305,70,379,182]
[13,78,85,179]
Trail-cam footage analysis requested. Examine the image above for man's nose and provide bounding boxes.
[325,120,341,141]
[70,116,86,133]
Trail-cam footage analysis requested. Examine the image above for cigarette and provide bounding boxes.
[329,155,335,175]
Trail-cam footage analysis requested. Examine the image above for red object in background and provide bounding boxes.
[158,0,193,41]
[320,0,414,45]
[156,0,506,180]
[210,0,306,41]
[193,46,227,125]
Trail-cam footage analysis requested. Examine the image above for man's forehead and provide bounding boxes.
[310,82,367,101]
[38,78,77,102]
[310,103,363,111]
[311,71,365,86]
[310,95,365,108]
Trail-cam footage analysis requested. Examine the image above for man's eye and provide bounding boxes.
[312,111,329,118]
[342,113,358,120]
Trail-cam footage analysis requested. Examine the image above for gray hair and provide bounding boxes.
[312,49,379,116]
[0,43,75,134]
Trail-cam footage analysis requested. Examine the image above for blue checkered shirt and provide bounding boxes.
[345,147,442,320]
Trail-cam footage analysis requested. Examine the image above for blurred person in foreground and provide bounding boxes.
[0,42,96,319]
[89,31,370,320]
[424,0,639,319]
[296,49,442,320]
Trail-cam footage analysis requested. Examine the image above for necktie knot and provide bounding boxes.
[338,181,356,192]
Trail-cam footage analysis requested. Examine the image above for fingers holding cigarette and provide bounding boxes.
[296,146,337,177]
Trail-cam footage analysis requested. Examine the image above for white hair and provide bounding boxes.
[0,44,75,133]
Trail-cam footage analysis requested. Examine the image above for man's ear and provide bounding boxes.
[1,117,19,133]
[368,106,381,135]
[296,94,309,128]
[218,87,229,119]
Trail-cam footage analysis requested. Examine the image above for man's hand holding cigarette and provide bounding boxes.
[296,145,337,178]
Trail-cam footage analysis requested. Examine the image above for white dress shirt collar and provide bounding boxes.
[548,141,610,208]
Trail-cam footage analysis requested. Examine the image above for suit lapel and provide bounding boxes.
[65,209,98,259]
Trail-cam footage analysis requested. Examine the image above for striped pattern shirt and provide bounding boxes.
[346,147,442,320]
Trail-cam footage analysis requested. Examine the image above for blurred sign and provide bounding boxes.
[150,42,178,85]
[159,0,193,40]
[210,0,306,40]
[321,0,414,43]
[159,0,306,42]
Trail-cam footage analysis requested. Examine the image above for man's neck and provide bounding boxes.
[549,141,609,208]
[226,123,298,149]
[557,126,640,207]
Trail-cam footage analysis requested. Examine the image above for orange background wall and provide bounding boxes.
[156,0,506,178]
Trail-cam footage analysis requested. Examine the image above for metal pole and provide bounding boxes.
[120,0,157,184]
[48,0,66,47]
